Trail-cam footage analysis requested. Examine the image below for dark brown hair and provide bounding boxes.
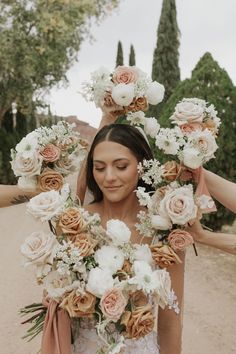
[86,124,153,202]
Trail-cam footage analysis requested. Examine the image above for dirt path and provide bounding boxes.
[0,187,235,353]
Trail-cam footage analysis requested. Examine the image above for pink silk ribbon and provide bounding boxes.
[194,166,217,213]
[41,297,71,354]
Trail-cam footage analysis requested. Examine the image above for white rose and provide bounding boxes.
[11,152,43,177]
[189,130,218,161]
[15,134,39,159]
[18,176,38,191]
[133,244,153,265]
[27,190,64,222]
[111,83,134,106]
[171,100,204,125]
[21,231,58,278]
[106,219,131,246]
[181,147,202,169]
[151,214,172,230]
[159,186,197,225]
[94,245,124,273]
[144,117,160,138]
[86,267,114,297]
[146,81,165,105]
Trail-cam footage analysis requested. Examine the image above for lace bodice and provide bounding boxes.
[71,318,159,354]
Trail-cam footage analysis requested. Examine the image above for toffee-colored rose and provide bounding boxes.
[150,244,182,268]
[38,168,64,191]
[121,305,154,339]
[113,66,138,84]
[58,207,87,236]
[60,290,96,318]
[73,233,96,257]
[163,161,181,182]
[130,290,148,308]
[100,288,127,322]
[168,229,194,252]
[124,97,148,114]
[40,144,61,162]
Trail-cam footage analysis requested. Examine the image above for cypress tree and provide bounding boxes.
[158,52,236,230]
[116,41,124,67]
[129,44,136,66]
[149,0,180,118]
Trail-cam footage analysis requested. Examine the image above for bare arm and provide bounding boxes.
[158,252,185,354]
[187,220,236,255]
[204,169,236,213]
[0,184,38,208]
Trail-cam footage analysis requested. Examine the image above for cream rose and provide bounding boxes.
[189,130,218,161]
[38,168,64,191]
[159,186,197,225]
[11,152,43,177]
[113,66,138,84]
[180,122,203,134]
[168,229,194,251]
[151,214,172,230]
[27,190,64,221]
[40,144,61,162]
[100,287,127,321]
[171,100,205,125]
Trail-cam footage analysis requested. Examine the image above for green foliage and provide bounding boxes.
[149,0,180,118]
[0,0,120,124]
[116,40,124,67]
[159,52,236,229]
[129,44,136,66]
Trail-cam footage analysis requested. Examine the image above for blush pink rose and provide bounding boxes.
[40,144,61,162]
[100,287,127,322]
[168,229,194,251]
[113,66,138,84]
[180,122,203,134]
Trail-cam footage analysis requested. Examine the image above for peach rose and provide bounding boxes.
[180,122,203,134]
[100,287,127,321]
[38,168,64,191]
[121,305,154,339]
[113,66,138,84]
[168,229,194,252]
[60,290,96,318]
[73,233,97,257]
[58,207,87,236]
[150,243,182,268]
[40,144,61,162]
[163,161,181,182]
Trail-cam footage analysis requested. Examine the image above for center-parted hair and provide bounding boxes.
[86,124,154,202]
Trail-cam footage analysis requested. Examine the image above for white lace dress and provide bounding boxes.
[71,318,159,354]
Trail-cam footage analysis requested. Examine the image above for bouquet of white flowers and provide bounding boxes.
[20,188,178,354]
[82,65,165,115]
[11,121,88,192]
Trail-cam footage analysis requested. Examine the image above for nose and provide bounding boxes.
[104,167,116,182]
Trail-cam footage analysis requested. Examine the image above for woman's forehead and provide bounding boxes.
[93,141,136,161]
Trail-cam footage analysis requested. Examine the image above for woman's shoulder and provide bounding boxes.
[83,202,102,214]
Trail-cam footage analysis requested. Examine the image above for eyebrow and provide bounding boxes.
[93,158,130,163]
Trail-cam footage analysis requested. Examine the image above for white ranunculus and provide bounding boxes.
[144,117,160,138]
[27,190,64,222]
[86,267,114,297]
[146,81,165,105]
[133,244,153,265]
[171,100,205,125]
[94,245,124,273]
[151,214,172,230]
[181,147,202,169]
[15,134,39,159]
[106,219,131,246]
[129,261,157,294]
[21,231,58,277]
[159,186,197,225]
[111,83,134,106]
[11,152,43,177]
[18,176,38,191]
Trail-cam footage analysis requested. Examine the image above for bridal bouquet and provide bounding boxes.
[127,98,221,169]
[11,121,88,191]
[21,187,178,354]
[82,65,165,115]
[135,158,216,268]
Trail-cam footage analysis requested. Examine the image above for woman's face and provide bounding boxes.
[93,141,139,203]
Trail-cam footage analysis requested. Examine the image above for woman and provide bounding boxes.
[73,124,185,354]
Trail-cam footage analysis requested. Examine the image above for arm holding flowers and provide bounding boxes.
[158,252,185,354]
[0,184,38,208]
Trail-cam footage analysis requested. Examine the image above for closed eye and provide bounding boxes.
[117,166,128,170]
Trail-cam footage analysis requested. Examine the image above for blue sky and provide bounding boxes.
[49,0,236,127]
